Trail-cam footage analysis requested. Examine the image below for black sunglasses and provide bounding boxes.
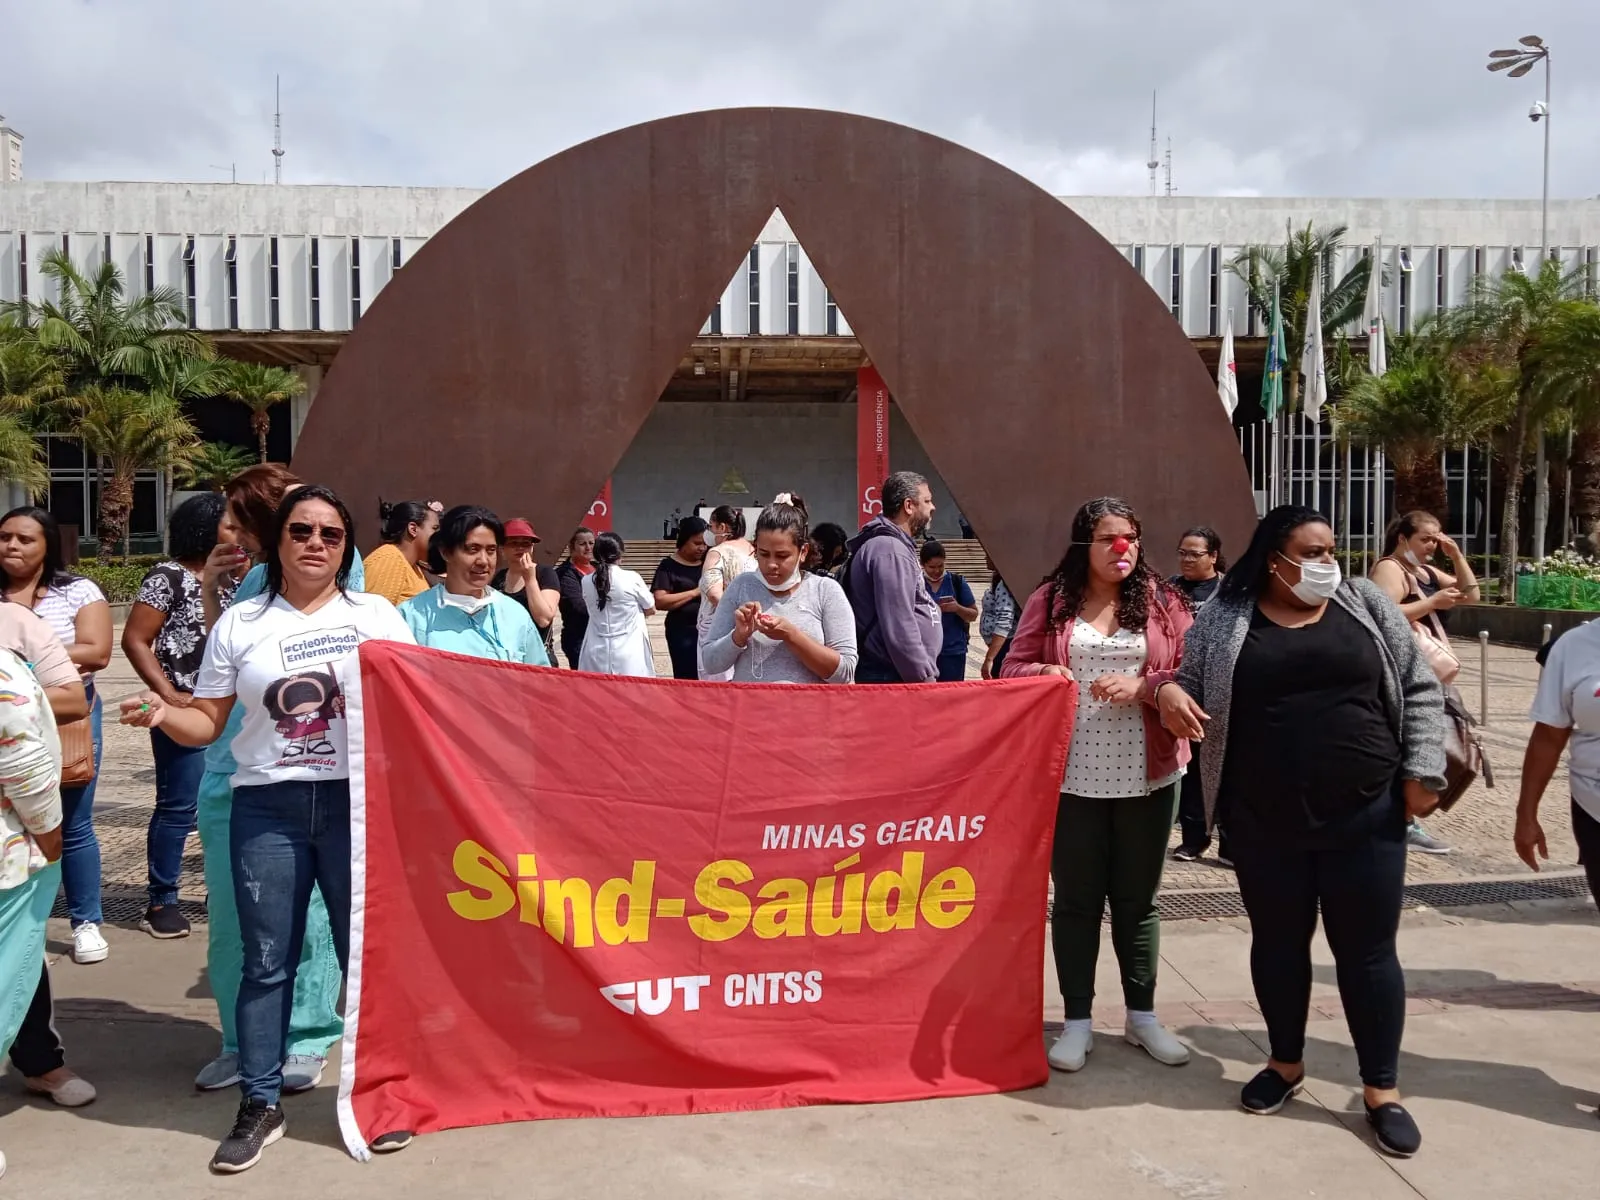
[286,522,347,548]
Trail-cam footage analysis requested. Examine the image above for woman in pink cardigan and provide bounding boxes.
[1003,497,1194,1076]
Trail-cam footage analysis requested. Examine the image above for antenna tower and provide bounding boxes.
[1146,92,1159,196]
[272,75,285,184]
[1164,138,1174,197]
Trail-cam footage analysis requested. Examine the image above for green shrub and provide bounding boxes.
[73,562,155,603]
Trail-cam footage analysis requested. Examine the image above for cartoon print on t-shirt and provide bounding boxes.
[262,666,343,761]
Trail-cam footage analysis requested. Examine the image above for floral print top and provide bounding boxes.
[0,646,62,890]
[135,562,237,692]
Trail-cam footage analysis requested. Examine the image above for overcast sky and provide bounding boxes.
[4,1,1596,199]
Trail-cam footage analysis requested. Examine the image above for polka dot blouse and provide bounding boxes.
[1061,621,1181,798]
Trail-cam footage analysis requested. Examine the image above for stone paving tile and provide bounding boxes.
[80,621,1571,923]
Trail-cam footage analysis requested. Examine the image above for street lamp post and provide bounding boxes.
[1488,35,1552,561]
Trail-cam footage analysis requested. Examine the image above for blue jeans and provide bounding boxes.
[148,728,205,907]
[59,688,103,927]
[231,779,352,1106]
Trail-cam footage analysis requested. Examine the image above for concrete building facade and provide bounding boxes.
[3,181,1599,546]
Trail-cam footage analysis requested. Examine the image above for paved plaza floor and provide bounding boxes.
[4,629,1597,1197]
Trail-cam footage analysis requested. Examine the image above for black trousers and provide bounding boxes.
[665,628,698,681]
[1232,830,1406,1089]
[8,962,65,1077]
[1573,799,1600,907]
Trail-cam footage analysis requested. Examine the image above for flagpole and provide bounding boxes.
[1342,436,1352,557]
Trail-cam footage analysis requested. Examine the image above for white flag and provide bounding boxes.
[1301,271,1327,422]
[1364,240,1388,377]
[1217,309,1239,418]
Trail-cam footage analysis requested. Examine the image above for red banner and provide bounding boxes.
[337,644,1071,1156]
[586,478,613,532]
[856,365,890,527]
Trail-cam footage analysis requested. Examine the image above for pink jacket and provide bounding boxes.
[1000,582,1193,784]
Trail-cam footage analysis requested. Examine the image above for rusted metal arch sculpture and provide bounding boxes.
[292,107,1257,590]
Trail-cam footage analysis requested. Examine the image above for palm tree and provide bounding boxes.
[1334,334,1488,517]
[0,248,207,391]
[179,441,257,491]
[222,362,304,461]
[69,387,199,559]
[1435,259,1593,596]
[1539,298,1600,549]
[0,336,58,499]
[1229,223,1375,411]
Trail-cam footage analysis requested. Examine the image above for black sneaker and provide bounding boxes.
[210,1099,285,1174]
[370,1130,413,1154]
[1240,1067,1304,1115]
[139,905,191,939]
[1366,1101,1422,1157]
[1171,844,1206,863]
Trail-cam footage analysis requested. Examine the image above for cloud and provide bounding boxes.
[5,0,1597,199]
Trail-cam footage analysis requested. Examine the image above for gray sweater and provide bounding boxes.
[1175,578,1447,826]
[702,571,858,684]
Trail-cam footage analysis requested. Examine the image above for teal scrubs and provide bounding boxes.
[398,584,550,666]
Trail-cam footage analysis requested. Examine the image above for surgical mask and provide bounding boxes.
[1277,553,1341,603]
[440,589,494,616]
[763,566,803,594]
[1401,546,1421,568]
[703,529,718,547]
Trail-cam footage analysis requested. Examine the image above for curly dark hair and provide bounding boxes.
[169,492,228,563]
[1041,496,1185,633]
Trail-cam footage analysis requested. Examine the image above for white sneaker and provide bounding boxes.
[72,923,109,964]
[1047,1024,1093,1072]
[26,1069,97,1107]
[1125,1018,1190,1066]
[0,1146,7,1180]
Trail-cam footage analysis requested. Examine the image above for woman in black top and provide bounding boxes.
[1170,526,1226,861]
[1157,506,1446,1159]
[651,517,708,680]
[554,527,596,669]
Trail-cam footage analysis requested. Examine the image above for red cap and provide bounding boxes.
[504,518,540,542]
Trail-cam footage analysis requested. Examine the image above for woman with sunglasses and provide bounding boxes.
[1156,505,1444,1158]
[401,505,550,665]
[1002,497,1194,1076]
[124,485,416,1175]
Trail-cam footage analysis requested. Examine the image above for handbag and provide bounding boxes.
[1436,683,1492,811]
[58,715,96,787]
[1394,561,1461,685]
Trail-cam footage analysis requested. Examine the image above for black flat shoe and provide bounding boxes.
[1365,1102,1421,1157]
[1240,1067,1304,1115]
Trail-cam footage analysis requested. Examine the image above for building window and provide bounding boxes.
[1397,247,1412,334]
[1511,246,1525,275]
[1131,244,1145,276]
[309,237,321,331]
[225,236,239,330]
[707,303,721,336]
[1207,245,1221,336]
[17,233,25,301]
[391,237,402,270]
[269,236,280,330]
[1169,245,1183,322]
[182,236,197,328]
[350,237,362,326]
[746,246,760,335]
[1587,247,1597,299]
[103,233,111,265]
[145,234,154,294]
[1436,246,1448,309]
[786,243,800,335]
[60,233,69,255]
[825,288,838,337]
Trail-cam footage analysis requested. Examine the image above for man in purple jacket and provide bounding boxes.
[845,471,942,684]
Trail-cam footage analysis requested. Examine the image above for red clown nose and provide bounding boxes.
[1110,536,1132,556]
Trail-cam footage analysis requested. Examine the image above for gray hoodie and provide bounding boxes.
[844,517,941,683]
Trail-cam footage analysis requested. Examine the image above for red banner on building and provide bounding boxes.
[856,365,890,527]
[586,478,613,532]
[336,644,1071,1157]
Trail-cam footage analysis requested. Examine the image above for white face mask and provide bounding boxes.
[440,589,494,615]
[763,566,803,594]
[1401,546,1421,567]
[1278,552,1341,603]
[703,529,718,547]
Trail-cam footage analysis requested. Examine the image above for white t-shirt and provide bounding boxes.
[31,577,107,683]
[1530,622,1600,822]
[193,589,415,788]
